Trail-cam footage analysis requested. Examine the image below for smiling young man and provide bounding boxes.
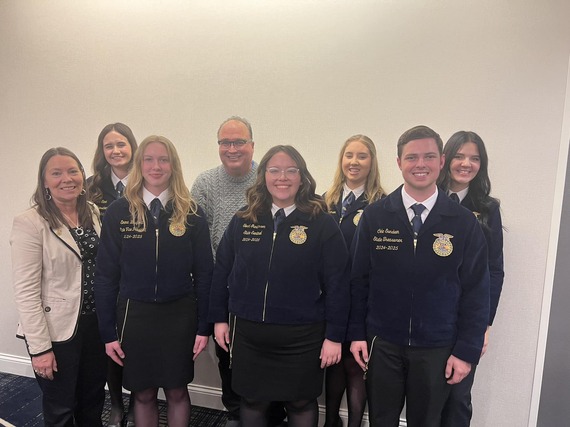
[348,125,490,427]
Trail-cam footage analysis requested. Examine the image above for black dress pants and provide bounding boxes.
[440,364,477,427]
[34,314,107,427]
[366,338,452,427]
[216,339,241,420]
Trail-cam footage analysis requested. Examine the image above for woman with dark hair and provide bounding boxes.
[323,135,385,427]
[11,147,107,426]
[95,136,213,427]
[87,122,138,427]
[437,131,504,427]
[87,122,138,218]
[210,145,350,427]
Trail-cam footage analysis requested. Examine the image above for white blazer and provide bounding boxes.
[10,203,101,356]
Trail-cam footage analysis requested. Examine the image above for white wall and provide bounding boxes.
[1,1,569,425]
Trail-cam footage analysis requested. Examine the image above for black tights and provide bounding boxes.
[134,386,190,427]
[324,355,367,427]
[241,398,318,427]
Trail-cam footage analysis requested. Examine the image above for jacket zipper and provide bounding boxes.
[154,228,159,300]
[229,314,237,369]
[410,227,416,346]
[119,299,130,344]
[262,226,279,321]
[363,335,377,380]
[408,300,413,346]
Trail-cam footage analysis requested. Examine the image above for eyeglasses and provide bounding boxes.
[266,167,300,178]
[217,139,251,149]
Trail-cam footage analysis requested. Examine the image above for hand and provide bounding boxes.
[32,351,57,380]
[105,341,125,367]
[481,326,491,357]
[214,322,230,352]
[320,339,341,369]
[193,335,209,360]
[350,341,369,371]
[445,355,471,384]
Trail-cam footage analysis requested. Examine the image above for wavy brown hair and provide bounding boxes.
[88,123,137,205]
[33,147,95,229]
[239,145,325,223]
[125,135,197,232]
[324,134,385,210]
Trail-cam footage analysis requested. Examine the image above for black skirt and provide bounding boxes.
[231,317,325,401]
[117,295,197,392]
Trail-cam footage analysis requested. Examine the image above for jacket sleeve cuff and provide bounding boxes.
[28,346,54,357]
[452,341,482,365]
[325,323,347,343]
[197,321,213,337]
[346,323,366,342]
[207,308,229,324]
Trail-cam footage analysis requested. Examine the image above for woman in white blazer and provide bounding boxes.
[11,147,107,427]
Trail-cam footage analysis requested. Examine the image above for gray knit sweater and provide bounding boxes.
[191,162,258,257]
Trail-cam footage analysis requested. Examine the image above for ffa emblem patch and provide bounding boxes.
[433,233,454,257]
[289,226,308,245]
[353,209,363,226]
[169,222,186,237]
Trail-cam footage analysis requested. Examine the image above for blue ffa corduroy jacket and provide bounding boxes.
[327,193,369,250]
[209,208,350,343]
[348,186,490,364]
[461,193,504,325]
[86,174,120,220]
[95,198,214,343]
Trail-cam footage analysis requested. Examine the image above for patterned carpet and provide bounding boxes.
[0,371,228,426]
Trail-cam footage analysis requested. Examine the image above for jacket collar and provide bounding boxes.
[334,192,367,216]
[385,185,460,236]
[50,202,101,260]
[260,206,314,224]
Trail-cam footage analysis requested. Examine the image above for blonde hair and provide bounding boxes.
[325,135,385,210]
[124,135,197,231]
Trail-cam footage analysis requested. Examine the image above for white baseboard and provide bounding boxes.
[0,353,412,426]
[0,352,36,378]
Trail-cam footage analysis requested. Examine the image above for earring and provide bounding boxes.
[44,188,52,201]
[80,188,86,196]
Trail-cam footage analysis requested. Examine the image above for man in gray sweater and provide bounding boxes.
[192,117,286,426]
[191,116,257,258]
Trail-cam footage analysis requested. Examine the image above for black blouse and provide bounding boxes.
[70,227,99,315]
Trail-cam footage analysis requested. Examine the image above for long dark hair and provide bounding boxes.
[33,147,94,229]
[88,123,137,205]
[239,145,326,223]
[438,131,499,229]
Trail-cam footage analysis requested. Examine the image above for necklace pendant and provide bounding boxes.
[73,226,84,237]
